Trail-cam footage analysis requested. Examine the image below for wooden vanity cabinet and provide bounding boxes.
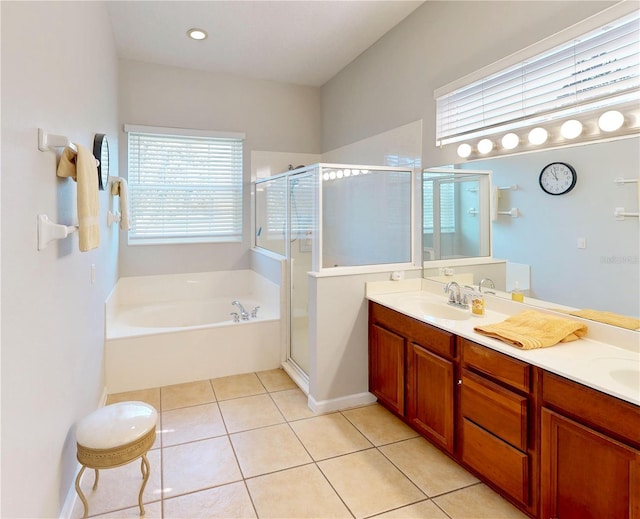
[368,301,640,519]
[459,338,535,511]
[368,302,456,452]
[540,371,640,519]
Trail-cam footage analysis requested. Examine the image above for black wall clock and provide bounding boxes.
[93,133,110,191]
[539,162,577,195]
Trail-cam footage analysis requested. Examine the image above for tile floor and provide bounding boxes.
[72,369,528,519]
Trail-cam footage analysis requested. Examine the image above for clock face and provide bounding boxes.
[539,162,577,195]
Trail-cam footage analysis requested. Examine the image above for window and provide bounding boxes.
[423,180,455,234]
[126,125,244,244]
[435,6,640,146]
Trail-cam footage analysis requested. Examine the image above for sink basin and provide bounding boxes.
[409,300,471,321]
[609,369,640,392]
[594,358,640,393]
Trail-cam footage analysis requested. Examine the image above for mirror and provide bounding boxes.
[423,168,490,262]
[93,133,109,190]
[423,136,640,327]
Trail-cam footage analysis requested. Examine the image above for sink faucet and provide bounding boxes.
[444,281,467,308]
[479,278,496,294]
[232,300,250,320]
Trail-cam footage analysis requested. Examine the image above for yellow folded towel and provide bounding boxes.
[110,177,130,231]
[474,310,588,350]
[57,144,100,251]
[559,309,640,331]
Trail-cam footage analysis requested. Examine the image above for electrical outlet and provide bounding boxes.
[577,237,587,249]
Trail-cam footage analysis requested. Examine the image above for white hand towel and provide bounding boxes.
[491,187,499,221]
[56,144,100,251]
[110,177,130,231]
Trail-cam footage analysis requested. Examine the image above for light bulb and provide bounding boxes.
[329,171,336,180]
[528,127,548,145]
[336,170,344,179]
[457,143,472,158]
[345,169,353,177]
[477,139,494,154]
[501,133,519,150]
[560,119,583,139]
[598,110,624,132]
[322,172,330,181]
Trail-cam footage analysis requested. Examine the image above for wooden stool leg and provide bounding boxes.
[75,466,89,519]
[138,454,151,515]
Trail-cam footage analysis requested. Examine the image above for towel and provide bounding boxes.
[491,187,499,221]
[555,309,640,331]
[474,310,588,350]
[56,144,99,251]
[110,177,130,231]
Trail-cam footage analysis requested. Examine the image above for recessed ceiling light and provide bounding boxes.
[187,28,208,41]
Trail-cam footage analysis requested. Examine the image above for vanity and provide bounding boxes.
[367,280,639,519]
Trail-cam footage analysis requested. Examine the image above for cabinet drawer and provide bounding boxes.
[461,369,528,451]
[370,302,455,359]
[462,418,529,506]
[461,338,530,393]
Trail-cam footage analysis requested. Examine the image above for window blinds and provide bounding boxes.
[127,129,243,244]
[435,9,640,145]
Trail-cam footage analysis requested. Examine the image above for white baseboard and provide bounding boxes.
[308,391,377,414]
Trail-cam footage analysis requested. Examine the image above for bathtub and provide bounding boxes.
[105,270,282,393]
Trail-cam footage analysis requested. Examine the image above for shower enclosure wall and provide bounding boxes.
[254,164,414,387]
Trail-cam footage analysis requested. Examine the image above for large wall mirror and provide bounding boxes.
[423,168,491,262]
[423,136,640,327]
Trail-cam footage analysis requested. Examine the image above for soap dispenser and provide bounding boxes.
[511,282,524,302]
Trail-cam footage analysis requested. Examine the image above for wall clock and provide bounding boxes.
[539,162,577,195]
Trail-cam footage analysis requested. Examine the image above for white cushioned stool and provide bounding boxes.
[75,401,158,518]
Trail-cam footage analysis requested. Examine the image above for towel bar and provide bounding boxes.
[37,214,78,251]
[38,128,77,153]
[107,211,121,226]
[498,184,518,190]
[613,178,639,184]
[614,207,640,220]
[498,208,519,218]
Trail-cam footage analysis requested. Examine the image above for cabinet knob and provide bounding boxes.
[457,379,462,385]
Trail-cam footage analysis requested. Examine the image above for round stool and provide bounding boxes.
[75,401,158,518]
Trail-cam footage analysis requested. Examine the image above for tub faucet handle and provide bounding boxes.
[251,306,260,319]
[230,312,240,323]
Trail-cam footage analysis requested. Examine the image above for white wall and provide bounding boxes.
[1,2,120,517]
[118,60,322,277]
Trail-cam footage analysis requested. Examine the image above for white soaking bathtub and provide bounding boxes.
[105,270,282,393]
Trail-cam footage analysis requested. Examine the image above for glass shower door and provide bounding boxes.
[288,172,315,375]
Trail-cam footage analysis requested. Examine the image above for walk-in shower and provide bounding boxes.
[254,164,414,385]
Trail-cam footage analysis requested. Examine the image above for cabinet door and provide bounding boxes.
[541,408,640,519]
[406,342,454,452]
[369,323,405,415]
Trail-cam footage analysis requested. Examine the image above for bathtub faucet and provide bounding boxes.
[251,306,260,319]
[232,301,250,320]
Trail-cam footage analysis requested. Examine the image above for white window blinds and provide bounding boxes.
[423,181,455,234]
[126,126,244,244]
[435,8,640,145]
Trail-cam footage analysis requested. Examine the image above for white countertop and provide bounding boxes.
[367,279,640,407]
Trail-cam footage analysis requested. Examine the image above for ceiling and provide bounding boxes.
[106,1,425,87]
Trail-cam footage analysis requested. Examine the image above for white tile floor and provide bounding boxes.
[72,369,528,518]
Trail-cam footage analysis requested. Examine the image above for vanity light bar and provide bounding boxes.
[456,109,635,159]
